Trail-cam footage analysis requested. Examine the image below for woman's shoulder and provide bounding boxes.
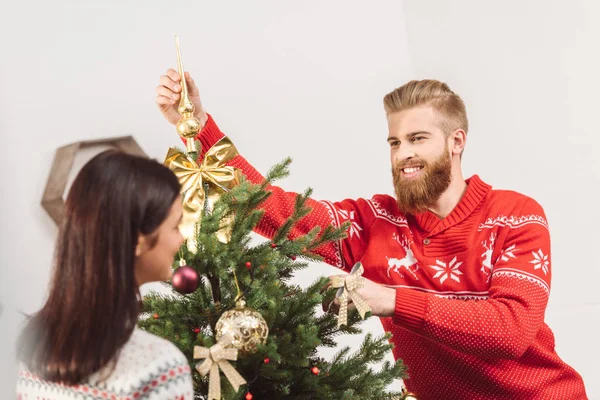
[93,327,191,386]
[17,328,193,399]
[119,328,189,365]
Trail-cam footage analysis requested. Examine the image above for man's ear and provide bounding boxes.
[451,129,467,155]
[135,234,147,257]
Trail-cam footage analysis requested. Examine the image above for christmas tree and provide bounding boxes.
[138,152,408,399]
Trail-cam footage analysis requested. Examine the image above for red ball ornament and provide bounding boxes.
[263,358,270,364]
[245,393,253,400]
[245,261,252,269]
[193,328,200,334]
[290,256,297,261]
[311,366,320,375]
[270,243,277,249]
[153,313,159,319]
[172,265,199,294]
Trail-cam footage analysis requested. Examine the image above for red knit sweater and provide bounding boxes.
[191,115,588,399]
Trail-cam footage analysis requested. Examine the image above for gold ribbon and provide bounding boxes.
[164,137,241,251]
[193,334,247,400]
[330,262,371,328]
[397,389,419,400]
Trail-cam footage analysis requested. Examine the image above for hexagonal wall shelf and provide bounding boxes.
[41,136,148,225]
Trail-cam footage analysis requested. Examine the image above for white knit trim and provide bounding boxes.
[492,268,550,294]
[320,200,345,269]
[366,199,409,227]
[478,214,548,231]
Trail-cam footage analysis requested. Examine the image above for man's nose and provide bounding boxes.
[394,144,417,164]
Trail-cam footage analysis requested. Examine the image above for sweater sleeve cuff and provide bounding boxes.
[197,113,226,154]
[180,114,226,159]
[392,288,428,331]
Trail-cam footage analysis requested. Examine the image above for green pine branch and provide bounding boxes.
[140,157,408,399]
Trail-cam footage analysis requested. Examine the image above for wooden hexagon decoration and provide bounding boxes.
[41,136,148,225]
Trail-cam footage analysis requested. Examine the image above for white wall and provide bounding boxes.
[402,0,599,396]
[0,0,411,397]
[2,0,596,397]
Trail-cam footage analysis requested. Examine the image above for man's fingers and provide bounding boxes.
[166,68,180,82]
[159,74,181,93]
[321,281,333,294]
[322,296,333,312]
[184,72,200,96]
[329,300,340,315]
[322,274,348,292]
[156,85,180,100]
[322,295,357,315]
[161,70,199,98]
[320,276,339,294]
[322,296,339,313]
[156,95,177,106]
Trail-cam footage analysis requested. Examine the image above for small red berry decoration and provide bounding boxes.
[245,261,252,269]
[245,393,253,400]
[193,328,200,334]
[263,358,270,364]
[311,366,320,375]
[270,243,277,248]
[153,313,159,319]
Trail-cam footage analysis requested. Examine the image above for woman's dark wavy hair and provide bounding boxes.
[18,149,181,384]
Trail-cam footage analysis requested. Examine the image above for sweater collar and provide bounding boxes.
[411,174,491,234]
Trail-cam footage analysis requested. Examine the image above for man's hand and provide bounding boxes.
[323,275,396,318]
[155,69,208,128]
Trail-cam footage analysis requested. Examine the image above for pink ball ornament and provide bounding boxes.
[172,265,199,294]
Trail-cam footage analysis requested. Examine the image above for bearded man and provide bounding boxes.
[155,72,588,400]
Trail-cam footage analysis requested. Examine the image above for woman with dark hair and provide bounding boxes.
[16,150,193,399]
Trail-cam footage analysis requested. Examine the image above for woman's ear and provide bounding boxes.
[135,234,147,257]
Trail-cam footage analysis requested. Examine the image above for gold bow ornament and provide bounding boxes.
[330,262,371,328]
[164,137,241,251]
[193,333,247,400]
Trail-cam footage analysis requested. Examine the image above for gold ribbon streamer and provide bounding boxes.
[164,137,241,251]
[330,262,371,328]
[193,334,247,400]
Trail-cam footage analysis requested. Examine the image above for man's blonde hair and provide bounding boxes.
[383,79,468,136]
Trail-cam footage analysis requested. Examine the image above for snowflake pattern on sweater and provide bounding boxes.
[16,328,194,400]
[192,115,589,400]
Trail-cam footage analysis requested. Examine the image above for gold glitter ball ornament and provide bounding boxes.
[215,300,269,356]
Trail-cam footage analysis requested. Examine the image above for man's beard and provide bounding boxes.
[392,147,452,215]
